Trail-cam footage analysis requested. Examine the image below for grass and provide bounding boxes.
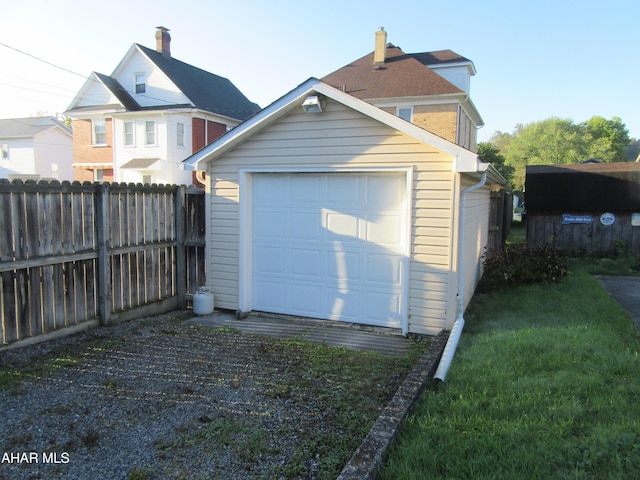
[380,237,640,479]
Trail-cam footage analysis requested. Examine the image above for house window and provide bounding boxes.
[142,174,152,185]
[145,121,155,145]
[93,120,106,145]
[94,169,104,182]
[1,144,8,160]
[177,122,184,147]
[124,122,134,146]
[135,73,146,94]
[398,107,413,122]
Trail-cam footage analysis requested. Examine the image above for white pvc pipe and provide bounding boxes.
[434,170,487,382]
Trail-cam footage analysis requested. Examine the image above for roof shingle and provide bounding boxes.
[321,44,464,100]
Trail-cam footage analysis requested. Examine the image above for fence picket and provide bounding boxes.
[1,181,205,347]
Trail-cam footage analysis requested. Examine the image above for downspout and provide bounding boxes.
[434,167,487,382]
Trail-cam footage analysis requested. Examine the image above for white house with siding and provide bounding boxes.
[0,116,73,181]
[184,78,505,336]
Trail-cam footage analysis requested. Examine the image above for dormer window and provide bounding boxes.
[135,73,146,94]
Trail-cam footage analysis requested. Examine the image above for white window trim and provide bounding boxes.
[124,121,135,147]
[135,73,146,94]
[93,120,107,146]
[177,122,185,147]
[145,121,156,146]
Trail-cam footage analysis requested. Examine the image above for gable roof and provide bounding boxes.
[0,116,72,139]
[321,44,466,100]
[183,78,504,185]
[67,43,261,121]
[135,44,260,120]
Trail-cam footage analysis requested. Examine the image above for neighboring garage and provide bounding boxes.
[184,78,506,336]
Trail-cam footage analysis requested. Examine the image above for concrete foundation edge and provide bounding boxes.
[337,329,450,480]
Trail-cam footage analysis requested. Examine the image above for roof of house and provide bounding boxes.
[135,44,260,119]
[67,44,261,121]
[93,72,142,111]
[0,116,72,139]
[321,44,467,100]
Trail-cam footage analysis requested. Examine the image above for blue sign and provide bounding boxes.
[562,214,593,225]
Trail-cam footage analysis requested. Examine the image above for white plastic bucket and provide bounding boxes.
[193,287,214,315]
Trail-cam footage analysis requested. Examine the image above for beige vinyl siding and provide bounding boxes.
[207,99,456,333]
[460,177,491,312]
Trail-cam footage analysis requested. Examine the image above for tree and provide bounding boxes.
[583,116,630,163]
[504,118,586,192]
[478,142,513,185]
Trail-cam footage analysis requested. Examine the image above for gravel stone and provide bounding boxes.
[0,311,411,479]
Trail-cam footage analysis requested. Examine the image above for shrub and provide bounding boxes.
[479,244,568,291]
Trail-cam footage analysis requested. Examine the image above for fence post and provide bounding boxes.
[95,182,111,325]
[175,185,186,307]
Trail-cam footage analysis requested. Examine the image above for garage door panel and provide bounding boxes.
[290,248,322,278]
[327,250,359,281]
[254,176,285,202]
[254,281,286,309]
[366,214,403,246]
[254,246,286,274]
[290,212,322,240]
[291,175,321,202]
[365,291,402,327]
[325,211,359,239]
[325,288,360,320]
[367,175,404,207]
[327,176,361,204]
[290,284,322,315]
[365,253,403,285]
[252,173,406,329]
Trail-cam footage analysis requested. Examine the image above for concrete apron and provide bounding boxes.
[185,310,449,479]
[186,310,411,357]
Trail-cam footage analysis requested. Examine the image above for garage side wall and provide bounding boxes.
[460,177,491,311]
[206,100,457,334]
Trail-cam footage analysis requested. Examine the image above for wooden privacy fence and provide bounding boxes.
[0,180,206,347]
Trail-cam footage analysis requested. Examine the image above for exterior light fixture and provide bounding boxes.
[302,95,322,113]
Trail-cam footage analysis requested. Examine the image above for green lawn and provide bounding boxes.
[380,257,640,479]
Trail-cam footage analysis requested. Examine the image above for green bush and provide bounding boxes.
[479,244,568,291]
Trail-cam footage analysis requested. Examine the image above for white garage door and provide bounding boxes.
[251,172,407,328]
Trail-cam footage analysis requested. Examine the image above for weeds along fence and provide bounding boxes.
[0,180,206,348]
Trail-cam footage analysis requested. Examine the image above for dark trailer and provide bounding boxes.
[525,162,640,255]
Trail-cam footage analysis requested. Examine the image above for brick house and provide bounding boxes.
[322,28,482,151]
[66,27,260,185]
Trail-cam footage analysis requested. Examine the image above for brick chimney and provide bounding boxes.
[374,27,387,64]
[155,26,171,59]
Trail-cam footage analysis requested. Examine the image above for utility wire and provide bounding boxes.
[0,41,88,80]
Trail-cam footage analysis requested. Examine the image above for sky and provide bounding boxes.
[1,0,638,143]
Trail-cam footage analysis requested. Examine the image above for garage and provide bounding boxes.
[250,172,408,328]
[184,78,505,335]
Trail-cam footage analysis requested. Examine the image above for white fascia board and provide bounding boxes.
[429,61,477,76]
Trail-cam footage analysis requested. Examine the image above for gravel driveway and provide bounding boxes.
[0,311,418,479]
